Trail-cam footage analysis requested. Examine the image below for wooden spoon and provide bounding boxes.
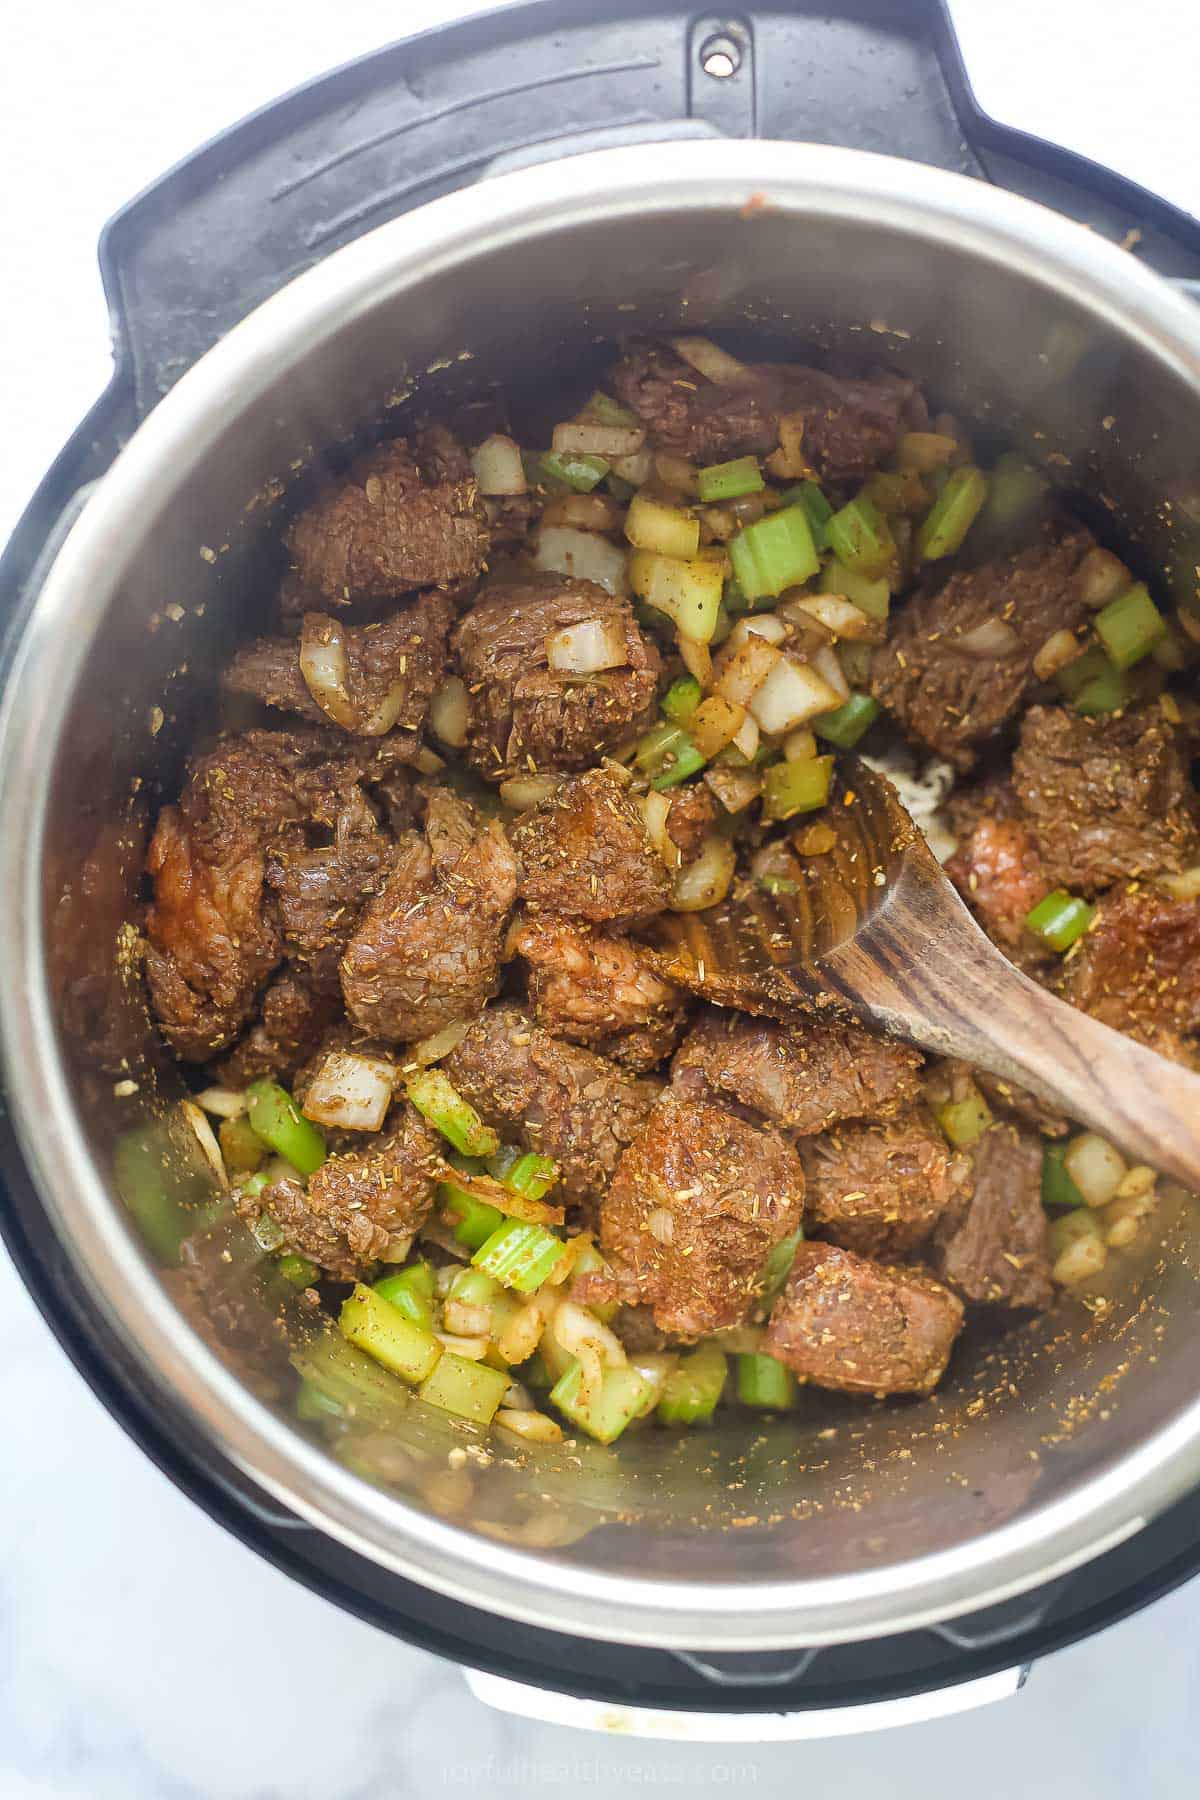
[645,757,1200,1187]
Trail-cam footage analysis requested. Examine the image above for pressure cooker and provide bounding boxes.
[4,0,1200,1737]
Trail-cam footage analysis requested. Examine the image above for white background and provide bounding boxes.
[2,4,1199,1794]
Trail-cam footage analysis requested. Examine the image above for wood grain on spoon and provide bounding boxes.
[645,758,1200,1189]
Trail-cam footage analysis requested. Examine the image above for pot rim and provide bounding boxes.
[4,139,1200,1650]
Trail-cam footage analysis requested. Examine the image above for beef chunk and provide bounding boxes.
[599,1090,806,1338]
[870,528,1094,770]
[610,342,915,480]
[452,575,660,781]
[443,1003,658,1208]
[672,1009,923,1135]
[933,1123,1053,1308]
[267,787,394,991]
[241,1101,440,1280]
[214,970,341,1088]
[285,439,488,605]
[340,791,517,1042]
[666,783,717,862]
[1063,889,1200,1059]
[223,591,456,741]
[764,1242,963,1396]
[1012,705,1199,893]
[511,766,671,925]
[801,1110,962,1258]
[512,915,687,1073]
[946,809,1049,953]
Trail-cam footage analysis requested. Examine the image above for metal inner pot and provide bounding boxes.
[4,141,1200,1652]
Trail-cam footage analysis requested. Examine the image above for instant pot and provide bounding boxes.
[5,0,1200,1738]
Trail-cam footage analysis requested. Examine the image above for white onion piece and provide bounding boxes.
[731,711,760,762]
[534,526,629,595]
[299,618,356,729]
[716,636,781,708]
[677,634,713,687]
[670,833,737,912]
[552,420,646,459]
[443,1300,492,1338]
[409,745,446,776]
[812,642,851,703]
[653,451,701,497]
[470,433,527,496]
[552,1300,626,1368]
[180,1099,229,1191]
[1063,1133,1127,1208]
[410,1018,470,1066]
[429,676,469,748]
[1033,629,1084,681]
[499,773,562,811]
[703,765,761,814]
[749,655,843,735]
[647,1206,676,1243]
[359,681,409,737]
[379,1230,415,1266]
[541,492,622,533]
[726,613,787,650]
[792,595,874,640]
[669,335,749,384]
[194,1086,247,1120]
[495,1407,564,1444]
[436,1332,490,1361]
[1157,865,1200,901]
[1076,547,1130,609]
[302,1051,397,1133]
[611,447,654,485]
[545,617,629,675]
[784,726,818,762]
[691,693,744,758]
[638,790,681,869]
[958,617,1020,658]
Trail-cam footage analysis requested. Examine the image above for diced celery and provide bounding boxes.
[629,550,724,642]
[729,504,820,600]
[473,1219,566,1292]
[976,452,1049,545]
[1042,1142,1087,1210]
[219,1113,266,1174]
[539,450,609,492]
[418,1352,509,1425]
[1055,644,1129,716]
[406,1068,499,1158]
[583,390,640,429]
[626,492,701,560]
[1095,583,1167,671]
[296,1379,346,1424]
[779,480,833,552]
[758,1227,803,1302]
[633,720,707,790]
[246,1080,327,1177]
[113,1123,199,1264]
[697,455,765,504]
[863,469,929,515]
[438,1180,506,1251]
[487,1148,559,1201]
[662,675,703,727]
[823,556,890,621]
[657,1342,729,1426]
[762,754,834,821]
[1025,889,1095,952]
[340,1283,443,1384]
[278,1253,320,1287]
[374,1261,437,1328]
[916,466,988,560]
[736,1352,797,1408]
[827,494,895,579]
[550,1360,652,1443]
[293,1328,412,1428]
[936,1087,994,1149]
[813,693,880,749]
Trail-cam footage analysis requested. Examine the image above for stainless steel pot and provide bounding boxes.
[4,140,1200,1654]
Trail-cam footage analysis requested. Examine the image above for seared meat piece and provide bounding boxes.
[223,591,456,741]
[1012,705,1199,893]
[1063,889,1200,1060]
[214,970,341,1088]
[511,766,671,926]
[452,574,660,781]
[764,1242,963,1396]
[870,528,1094,770]
[235,726,410,825]
[666,783,717,862]
[673,1009,923,1135]
[267,787,394,991]
[800,1110,963,1258]
[933,1123,1052,1308]
[512,915,687,1073]
[946,808,1049,954]
[444,1002,658,1207]
[484,493,537,550]
[241,1101,441,1281]
[340,791,517,1042]
[285,438,488,605]
[599,1090,806,1338]
[611,342,916,480]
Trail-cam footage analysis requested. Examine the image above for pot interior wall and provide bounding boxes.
[43,188,1200,1590]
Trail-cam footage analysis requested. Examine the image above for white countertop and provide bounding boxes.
[3,4,1199,1793]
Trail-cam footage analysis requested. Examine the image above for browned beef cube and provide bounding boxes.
[444,1003,658,1208]
[267,787,394,991]
[801,1109,963,1258]
[339,792,517,1042]
[599,1090,806,1338]
[1063,889,1200,1061]
[511,766,671,925]
[665,783,717,862]
[764,1242,964,1395]
[870,528,1094,770]
[223,591,456,741]
[239,1101,440,1281]
[672,1009,923,1135]
[932,1123,1052,1308]
[512,915,686,1073]
[945,809,1049,953]
[610,342,916,480]
[214,970,341,1088]
[1012,705,1199,893]
[286,439,488,604]
[452,575,660,781]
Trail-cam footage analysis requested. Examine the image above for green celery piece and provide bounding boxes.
[406,1068,499,1158]
[1095,583,1167,671]
[583,390,640,429]
[661,674,703,727]
[473,1219,566,1292]
[246,1080,327,1176]
[729,503,819,600]
[539,449,609,492]
[219,1113,266,1174]
[1042,1143,1088,1210]
[737,1352,797,1409]
[340,1283,443,1384]
[113,1120,215,1265]
[486,1147,559,1201]
[634,720,707,790]
[1025,889,1095,953]
[551,1360,652,1444]
[1055,644,1129,716]
[779,480,833,552]
[1048,1208,1103,1260]
[863,469,929,515]
[762,754,834,821]
[823,556,890,621]
[976,452,1049,547]
[292,1329,412,1428]
[697,455,765,504]
[418,1351,509,1425]
[279,1253,320,1287]
[813,693,880,749]
[657,1342,729,1426]
[438,1180,505,1251]
[826,493,895,579]
[374,1261,437,1328]
[295,1379,346,1424]
[917,466,988,561]
[238,1170,271,1202]
[759,1227,804,1302]
[936,1089,994,1149]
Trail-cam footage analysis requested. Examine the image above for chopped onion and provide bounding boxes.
[716,635,781,708]
[499,773,561,811]
[1033,629,1085,681]
[671,833,736,912]
[811,642,851,703]
[731,711,760,761]
[1076,547,1131,609]
[553,1300,626,1368]
[436,1331,490,1361]
[638,790,682,869]
[958,617,1020,658]
[784,726,818,762]
[302,1050,397,1133]
[194,1086,247,1120]
[646,1207,676,1244]
[726,613,788,651]
[791,594,876,641]
[704,765,762,813]
[299,616,356,729]
[470,433,527,496]
[691,693,745,758]
[360,681,409,737]
[410,745,446,776]
[380,1230,415,1266]
[677,634,713,687]
[655,452,701,497]
[552,420,646,459]
[541,492,622,533]
[669,335,749,384]
[771,411,811,480]
[1063,1132,1127,1208]
[749,654,843,735]
[410,1019,470,1066]
[1157,864,1200,901]
[429,675,469,747]
[546,616,629,675]
[443,1300,492,1337]
[180,1099,229,1190]
[534,526,629,595]
[611,447,654,486]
